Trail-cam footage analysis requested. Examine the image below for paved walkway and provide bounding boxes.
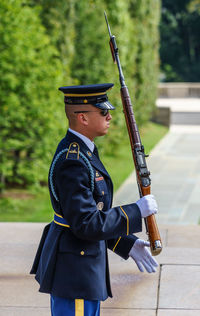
[0,98,200,315]
[0,222,199,316]
[114,124,200,225]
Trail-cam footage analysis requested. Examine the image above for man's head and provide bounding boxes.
[59,84,115,141]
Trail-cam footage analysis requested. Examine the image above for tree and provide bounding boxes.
[31,0,76,85]
[0,0,64,190]
[160,0,200,81]
[129,0,161,124]
[0,0,161,190]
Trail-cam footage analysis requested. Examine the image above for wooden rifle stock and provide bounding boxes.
[105,11,162,255]
[121,87,162,255]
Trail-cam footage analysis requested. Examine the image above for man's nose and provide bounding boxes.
[107,112,112,120]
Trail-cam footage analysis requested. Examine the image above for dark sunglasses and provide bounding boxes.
[74,109,109,117]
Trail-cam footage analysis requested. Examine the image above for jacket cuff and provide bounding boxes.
[120,203,142,235]
[112,234,138,260]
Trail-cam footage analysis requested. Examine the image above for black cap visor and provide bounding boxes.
[95,101,115,110]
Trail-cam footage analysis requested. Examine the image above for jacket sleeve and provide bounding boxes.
[107,234,138,260]
[56,159,142,241]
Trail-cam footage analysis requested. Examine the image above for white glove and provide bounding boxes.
[136,194,158,218]
[129,239,158,273]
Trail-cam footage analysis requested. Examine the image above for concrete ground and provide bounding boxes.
[0,223,199,316]
[0,98,200,315]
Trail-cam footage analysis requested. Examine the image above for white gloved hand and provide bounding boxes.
[129,239,159,273]
[136,194,158,218]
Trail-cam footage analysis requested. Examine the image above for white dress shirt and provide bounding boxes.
[68,128,95,152]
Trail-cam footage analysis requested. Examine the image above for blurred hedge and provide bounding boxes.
[0,0,64,190]
[0,0,160,190]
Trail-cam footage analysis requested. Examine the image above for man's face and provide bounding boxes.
[86,107,112,139]
[69,104,113,141]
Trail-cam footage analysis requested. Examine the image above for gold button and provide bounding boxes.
[80,251,85,256]
[87,151,92,157]
[102,191,104,195]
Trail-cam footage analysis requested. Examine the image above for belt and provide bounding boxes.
[54,212,70,228]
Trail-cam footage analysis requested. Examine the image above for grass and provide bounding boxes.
[0,122,168,222]
[102,122,168,191]
[0,188,52,222]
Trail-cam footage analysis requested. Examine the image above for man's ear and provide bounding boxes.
[77,113,88,126]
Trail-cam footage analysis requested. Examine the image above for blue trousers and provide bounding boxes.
[51,295,100,316]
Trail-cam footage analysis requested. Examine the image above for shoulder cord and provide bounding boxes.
[49,148,94,202]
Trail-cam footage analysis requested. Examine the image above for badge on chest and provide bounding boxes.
[95,171,104,182]
[93,169,111,211]
[94,170,106,194]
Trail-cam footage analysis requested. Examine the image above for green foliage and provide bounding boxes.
[129,0,161,125]
[0,0,161,191]
[31,0,76,84]
[160,0,200,82]
[0,0,64,190]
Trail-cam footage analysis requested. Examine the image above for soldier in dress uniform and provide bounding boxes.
[31,83,158,316]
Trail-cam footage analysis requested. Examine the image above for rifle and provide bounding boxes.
[104,12,162,256]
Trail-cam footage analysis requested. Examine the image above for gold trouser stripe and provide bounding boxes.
[120,206,129,235]
[53,220,70,228]
[112,236,122,252]
[64,91,105,97]
[75,299,84,316]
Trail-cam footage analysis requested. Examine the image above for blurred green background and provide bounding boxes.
[0,0,199,221]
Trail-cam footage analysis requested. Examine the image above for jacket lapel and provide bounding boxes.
[64,130,114,206]
[65,130,111,179]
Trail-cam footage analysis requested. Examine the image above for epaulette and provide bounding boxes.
[49,145,94,202]
[66,142,80,160]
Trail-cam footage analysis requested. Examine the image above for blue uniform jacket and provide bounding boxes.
[30,130,142,301]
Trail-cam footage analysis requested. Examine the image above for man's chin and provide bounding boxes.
[96,131,108,138]
[102,129,109,136]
